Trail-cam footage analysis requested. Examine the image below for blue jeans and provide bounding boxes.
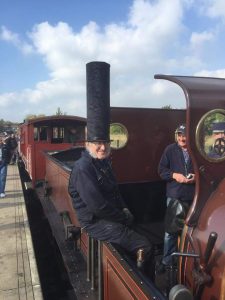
[162,197,178,266]
[0,163,8,194]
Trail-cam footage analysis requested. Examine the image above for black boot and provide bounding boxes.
[136,248,155,281]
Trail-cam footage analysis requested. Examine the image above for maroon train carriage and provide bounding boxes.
[19,74,225,300]
[19,115,86,186]
[42,106,185,300]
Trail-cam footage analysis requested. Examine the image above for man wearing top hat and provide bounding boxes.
[68,62,153,277]
[208,122,225,158]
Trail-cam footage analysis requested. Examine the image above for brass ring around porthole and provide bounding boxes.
[196,109,225,162]
[110,123,128,150]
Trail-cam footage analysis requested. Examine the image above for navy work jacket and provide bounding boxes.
[0,143,11,165]
[158,143,195,202]
[68,150,127,228]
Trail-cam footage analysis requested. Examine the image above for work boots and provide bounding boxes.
[136,248,155,281]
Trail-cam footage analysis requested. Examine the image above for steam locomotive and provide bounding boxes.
[19,66,225,300]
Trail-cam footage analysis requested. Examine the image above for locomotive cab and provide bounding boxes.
[154,75,225,300]
[19,115,86,185]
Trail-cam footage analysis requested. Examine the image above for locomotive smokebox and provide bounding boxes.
[86,61,110,142]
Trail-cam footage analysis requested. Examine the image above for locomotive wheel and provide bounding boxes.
[169,284,193,300]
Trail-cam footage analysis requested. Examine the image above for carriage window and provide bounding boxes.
[34,127,38,141]
[66,126,85,143]
[34,126,48,141]
[110,123,128,150]
[196,109,225,162]
[52,127,64,143]
[39,126,48,141]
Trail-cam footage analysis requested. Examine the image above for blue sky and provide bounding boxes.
[1,0,225,122]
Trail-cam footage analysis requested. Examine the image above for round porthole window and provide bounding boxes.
[110,123,128,150]
[196,109,225,162]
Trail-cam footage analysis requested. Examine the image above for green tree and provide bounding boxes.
[25,114,38,120]
[25,114,46,120]
[55,107,67,115]
[0,119,4,131]
[161,105,172,109]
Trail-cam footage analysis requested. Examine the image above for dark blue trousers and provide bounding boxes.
[85,219,152,259]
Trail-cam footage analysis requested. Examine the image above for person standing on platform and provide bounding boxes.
[6,133,18,164]
[0,137,11,198]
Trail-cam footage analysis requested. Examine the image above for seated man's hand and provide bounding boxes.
[123,208,134,226]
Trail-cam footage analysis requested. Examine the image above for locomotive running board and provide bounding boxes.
[35,186,99,300]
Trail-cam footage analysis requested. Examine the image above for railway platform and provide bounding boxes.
[0,164,43,300]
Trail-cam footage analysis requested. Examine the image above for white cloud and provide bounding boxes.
[1,0,225,121]
[190,31,214,50]
[200,0,225,19]
[0,26,34,54]
[0,92,18,107]
[195,69,225,78]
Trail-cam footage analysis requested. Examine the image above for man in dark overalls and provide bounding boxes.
[68,61,153,277]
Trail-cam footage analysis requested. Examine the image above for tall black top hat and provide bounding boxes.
[86,61,110,142]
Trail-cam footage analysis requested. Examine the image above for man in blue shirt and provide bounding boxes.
[0,136,11,198]
[157,124,195,273]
